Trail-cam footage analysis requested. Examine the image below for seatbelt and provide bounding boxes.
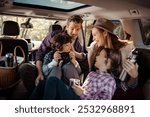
[81,25,87,53]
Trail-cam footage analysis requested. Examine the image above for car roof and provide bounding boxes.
[0,0,150,20]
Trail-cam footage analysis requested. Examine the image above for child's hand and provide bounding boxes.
[53,51,61,62]
[72,84,84,96]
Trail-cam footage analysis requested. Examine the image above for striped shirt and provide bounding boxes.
[80,71,116,100]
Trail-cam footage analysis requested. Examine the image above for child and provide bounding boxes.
[42,33,81,85]
[43,48,122,100]
[72,48,122,99]
[30,33,81,99]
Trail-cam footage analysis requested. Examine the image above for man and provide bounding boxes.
[19,15,87,94]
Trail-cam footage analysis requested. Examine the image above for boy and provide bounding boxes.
[30,33,81,99]
[43,33,81,85]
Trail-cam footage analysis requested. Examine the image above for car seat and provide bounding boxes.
[0,20,28,62]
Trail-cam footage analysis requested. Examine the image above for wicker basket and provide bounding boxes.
[0,42,25,90]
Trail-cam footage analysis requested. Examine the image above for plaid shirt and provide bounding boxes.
[80,71,116,100]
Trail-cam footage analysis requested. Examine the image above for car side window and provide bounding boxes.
[0,15,57,41]
[113,21,131,40]
[140,19,150,46]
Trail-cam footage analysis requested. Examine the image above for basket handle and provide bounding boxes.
[14,46,25,65]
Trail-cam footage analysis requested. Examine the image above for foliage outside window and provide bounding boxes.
[140,20,150,45]
[0,15,56,41]
[0,15,95,48]
[83,20,94,47]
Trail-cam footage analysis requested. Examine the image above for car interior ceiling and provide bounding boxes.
[0,0,150,100]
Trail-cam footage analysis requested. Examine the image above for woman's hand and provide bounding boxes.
[53,51,61,62]
[72,84,84,96]
[123,59,139,78]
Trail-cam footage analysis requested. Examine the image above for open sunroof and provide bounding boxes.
[14,0,88,11]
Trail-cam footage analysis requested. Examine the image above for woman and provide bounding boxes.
[88,18,138,91]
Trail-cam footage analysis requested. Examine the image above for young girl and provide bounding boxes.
[43,48,121,100]
[72,48,121,100]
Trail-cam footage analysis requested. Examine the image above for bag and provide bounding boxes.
[0,42,25,90]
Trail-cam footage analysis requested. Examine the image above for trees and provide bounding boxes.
[0,15,56,41]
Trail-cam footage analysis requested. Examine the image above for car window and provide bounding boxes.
[0,15,57,41]
[113,20,129,40]
[140,19,150,46]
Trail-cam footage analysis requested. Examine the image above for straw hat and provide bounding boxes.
[93,18,117,36]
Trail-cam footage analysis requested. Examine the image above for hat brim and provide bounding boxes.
[94,25,118,38]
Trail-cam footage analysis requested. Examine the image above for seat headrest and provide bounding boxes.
[137,48,150,86]
[1,21,20,36]
[49,24,62,32]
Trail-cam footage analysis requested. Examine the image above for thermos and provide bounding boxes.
[25,39,34,51]
[5,53,14,67]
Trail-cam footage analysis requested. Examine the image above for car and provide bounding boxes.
[0,0,150,100]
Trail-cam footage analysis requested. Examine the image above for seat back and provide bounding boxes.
[0,21,28,62]
[1,21,20,36]
[49,24,62,32]
[136,48,150,86]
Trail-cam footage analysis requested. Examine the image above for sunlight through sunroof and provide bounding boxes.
[14,0,85,10]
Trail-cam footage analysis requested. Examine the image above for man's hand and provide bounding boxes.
[69,51,76,64]
[35,72,44,86]
[35,60,44,86]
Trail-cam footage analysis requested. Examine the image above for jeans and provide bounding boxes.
[30,79,46,100]
[29,66,62,100]
[43,77,80,100]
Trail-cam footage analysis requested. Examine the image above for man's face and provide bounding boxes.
[66,21,82,40]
